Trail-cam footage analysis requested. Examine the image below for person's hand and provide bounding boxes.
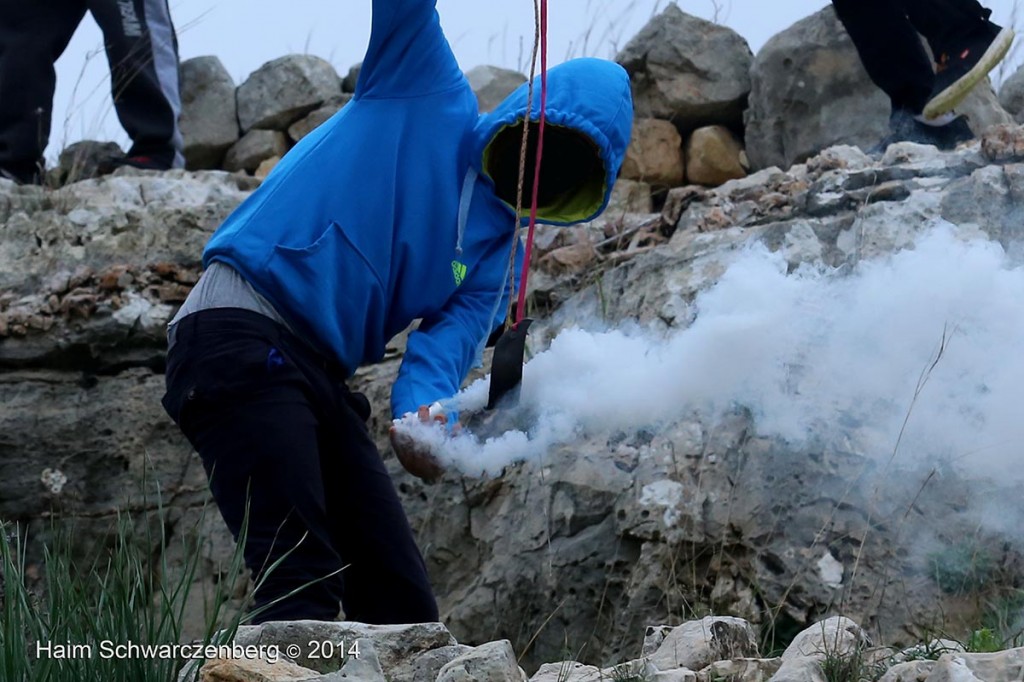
[389,405,449,483]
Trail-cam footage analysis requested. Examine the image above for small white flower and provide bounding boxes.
[40,468,68,495]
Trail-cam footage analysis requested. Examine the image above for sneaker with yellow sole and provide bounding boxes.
[923,22,1015,120]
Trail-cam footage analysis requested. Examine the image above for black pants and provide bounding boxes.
[832,0,990,113]
[0,0,183,175]
[162,309,438,624]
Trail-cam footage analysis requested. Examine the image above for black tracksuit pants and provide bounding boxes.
[0,0,183,175]
[162,309,439,625]
[832,0,991,113]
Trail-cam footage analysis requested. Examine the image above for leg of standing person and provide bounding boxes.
[832,0,976,149]
[904,0,991,55]
[832,0,935,114]
[164,310,346,622]
[163,309,438,624]
[316,371,439,624]
[904,0,1013,118]
[0,0,87,183]
[87,0,183,169]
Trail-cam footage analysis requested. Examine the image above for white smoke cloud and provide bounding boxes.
[394,223,1024,480]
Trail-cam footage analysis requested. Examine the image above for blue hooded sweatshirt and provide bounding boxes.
[202,0,633,419]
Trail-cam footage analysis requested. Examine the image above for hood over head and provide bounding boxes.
[471,58,634,226]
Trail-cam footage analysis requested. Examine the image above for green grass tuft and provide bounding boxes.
[927,544,994,596]
[0,499,249,682]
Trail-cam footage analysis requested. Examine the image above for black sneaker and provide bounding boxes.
[872,108,975,152]
[923,22,1014,119]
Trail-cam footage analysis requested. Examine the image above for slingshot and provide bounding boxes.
[486,0,549,410]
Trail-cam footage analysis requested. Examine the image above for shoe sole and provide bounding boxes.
[923,27,1015,119]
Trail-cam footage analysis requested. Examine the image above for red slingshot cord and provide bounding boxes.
[513,0,548,328]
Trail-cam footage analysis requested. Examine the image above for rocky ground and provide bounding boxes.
[186,615,1024,681]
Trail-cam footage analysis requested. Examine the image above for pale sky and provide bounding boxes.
[48,0,1024,161]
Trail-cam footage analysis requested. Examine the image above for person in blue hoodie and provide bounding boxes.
[161,0,633,625]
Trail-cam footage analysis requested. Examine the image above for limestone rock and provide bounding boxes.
[0,171,257,635]
[287,96,352,142]
[389,644,474,681]
[334,639,386,681]
[237,55,342,132]
[232,621,456,674]
[877,660,938,682]
[661,184,709,227]
[180,56,239,169]
[698,658,783,682]
[650,616,759,672]
[940,648,1024,682]
[608,179,654,214]
[655,671,698,682]
[782,617,869,661]
[600,658,660,680]
[56,141,124,184]
[745,6,889,170]
[806,144,874,173]
[437,640,525,681]
[621,118,685,187]
[529,661,601,681]
[342,62,361,93]
[0,366,202,529]
[467,65,527,113]
[768,657,827,682]
[0,172,249,369]
[924,655,986,682]
[980,123,1024,163]
[957,78,1015,134]
[224,130,289,174]
[999,64,1024,123]
[616,5,752,129]
[199,656,318,681]
[538,240,597,275]
[686,125,748,186]
[643,625,676,657]
[255,156,282,181]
